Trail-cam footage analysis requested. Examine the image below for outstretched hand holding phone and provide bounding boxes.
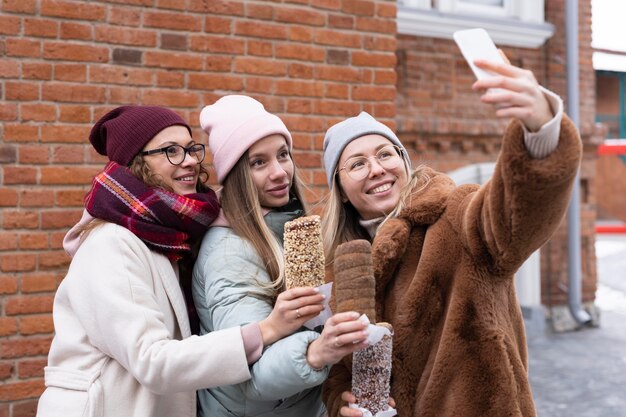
[454,28,553,132]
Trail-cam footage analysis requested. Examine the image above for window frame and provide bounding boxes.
[398,0,555,49]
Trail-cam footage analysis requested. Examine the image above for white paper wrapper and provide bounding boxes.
[358,314,391,345]
[348,404,397,417]
[303,282,333,330]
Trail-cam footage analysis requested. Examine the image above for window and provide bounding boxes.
[398,0,554,48]
[596,71,626,139]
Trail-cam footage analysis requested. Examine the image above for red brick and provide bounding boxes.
[50,232,66,250]
[20,190,55,208]
[0,318,18,337]
[3,211,39,229]
[109,86,142,104]
[18,145,49,164]
[0,59,20,78]
[0,362,13,381]
[19,316,54,336]
[0,254,37,273]
[292,151,322,168]
[275,6,326,25]
[6,39,41,58]
[204,16,233,34]
[205,55,233,72]
[13,399,40,417]
[377,2,397,18]
[356,16,396,34]
[329,13,354,29]
[2,0,37,13]
[51,144,85,163]
[144,51,203,70]
[189,0,245,16]
[89,66,153,86]
[54,63,87,82]
[287,99,313,114]
[41,210,82,229]
[246,77,275,94]
[352,51,396,67]
[43,83,105,103]
[21,273,59,293]
[21,104,57,122]
[157,0,186,10]
[59,105,90,123]
[17,359,47,378]
[3,167,38,185]
[287,26,314,43]
[246,40,273,57]
[95,25,157,47]
[60,21,93,40]
[41,0,106,21]
[234,57,287,76]
[39,250,71,269]
[3,125,39,142]
[342,0,375,15]
[108,6,141,26]
[188,74,244,91]
[190,35,245,54]
[5,296,54,315]
[43,42,108,63]
[316,66,359,82]
[352,85,395,101]
[40,166,98,185]
[0,187,19,207]
[276,44,325,62]
[246,3,273,20]
[315,29,362,48]
[156,71,184,88]
[22,63,53,80]
[0,275,18,294]
[0,104,18,121]
[5,82,39,101]
[375,69,397,85]
[276,80,324,97]
[161,33,187,50]
[24,18,59,38]
[235,21,288,40]
[19,233,50,250]
[0,15,21,35]
[314,100,361,116]
[364,35,396,52]
[0,233,18,251]
[311,0,341,9]
[144,11,202,31]
[143,89,200,107]
[288,63,315,79]
[56,189,86,207]
[41,125,91,144]
[282,115,325,133]
[0,379,45,401]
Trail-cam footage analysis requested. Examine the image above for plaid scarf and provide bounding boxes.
[85,161,219,261]
[85,161,219,335]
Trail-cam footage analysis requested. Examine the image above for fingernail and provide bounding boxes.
[351,312,359,319]
[320,294,326,299]
[313,288,320,293]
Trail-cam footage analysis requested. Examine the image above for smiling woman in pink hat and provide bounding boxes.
[37,105,318,417]
[193,95,369,417]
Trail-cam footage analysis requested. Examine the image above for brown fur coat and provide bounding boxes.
[322,116,582,417]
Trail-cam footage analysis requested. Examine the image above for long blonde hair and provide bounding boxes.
[321,160,430,265]
[220,151,308,294]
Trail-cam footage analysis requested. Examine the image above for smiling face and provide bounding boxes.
[247,134,294,209]
[141,125,200,196]
[337,134,409,220]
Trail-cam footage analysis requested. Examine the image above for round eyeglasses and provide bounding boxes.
[140,143,205,166]
[338,145,404,181]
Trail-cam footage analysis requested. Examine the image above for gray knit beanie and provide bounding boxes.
[322,111,411,188]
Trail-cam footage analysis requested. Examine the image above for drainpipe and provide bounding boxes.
[565,0,592,324]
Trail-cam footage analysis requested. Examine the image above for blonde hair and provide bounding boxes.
[220,152,308,295]
[321,160,430,266]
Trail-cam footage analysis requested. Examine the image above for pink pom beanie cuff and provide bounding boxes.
[199,95,292,184]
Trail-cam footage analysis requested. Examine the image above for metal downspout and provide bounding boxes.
[565,0,592,324]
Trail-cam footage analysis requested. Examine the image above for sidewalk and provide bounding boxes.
[527,234,626,417]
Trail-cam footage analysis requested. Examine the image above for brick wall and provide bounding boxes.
[0,0,398,413]
[394,0,600,308]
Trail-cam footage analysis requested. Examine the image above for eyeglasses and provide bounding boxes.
[140,144,205,166]
[338,145,404,181]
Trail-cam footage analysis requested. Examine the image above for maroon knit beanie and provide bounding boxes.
[89,106,192,166]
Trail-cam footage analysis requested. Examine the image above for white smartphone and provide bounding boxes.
[453,28,505,80]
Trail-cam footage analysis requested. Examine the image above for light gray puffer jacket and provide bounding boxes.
[192,226,328,417]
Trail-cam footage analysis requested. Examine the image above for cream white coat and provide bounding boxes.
[37,223,252,417]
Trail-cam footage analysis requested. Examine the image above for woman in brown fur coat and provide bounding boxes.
[320,59,582,417]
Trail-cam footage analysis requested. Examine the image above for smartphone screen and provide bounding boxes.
[453,28,504,80]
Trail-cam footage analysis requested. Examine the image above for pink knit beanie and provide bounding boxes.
[199,95,292,184]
